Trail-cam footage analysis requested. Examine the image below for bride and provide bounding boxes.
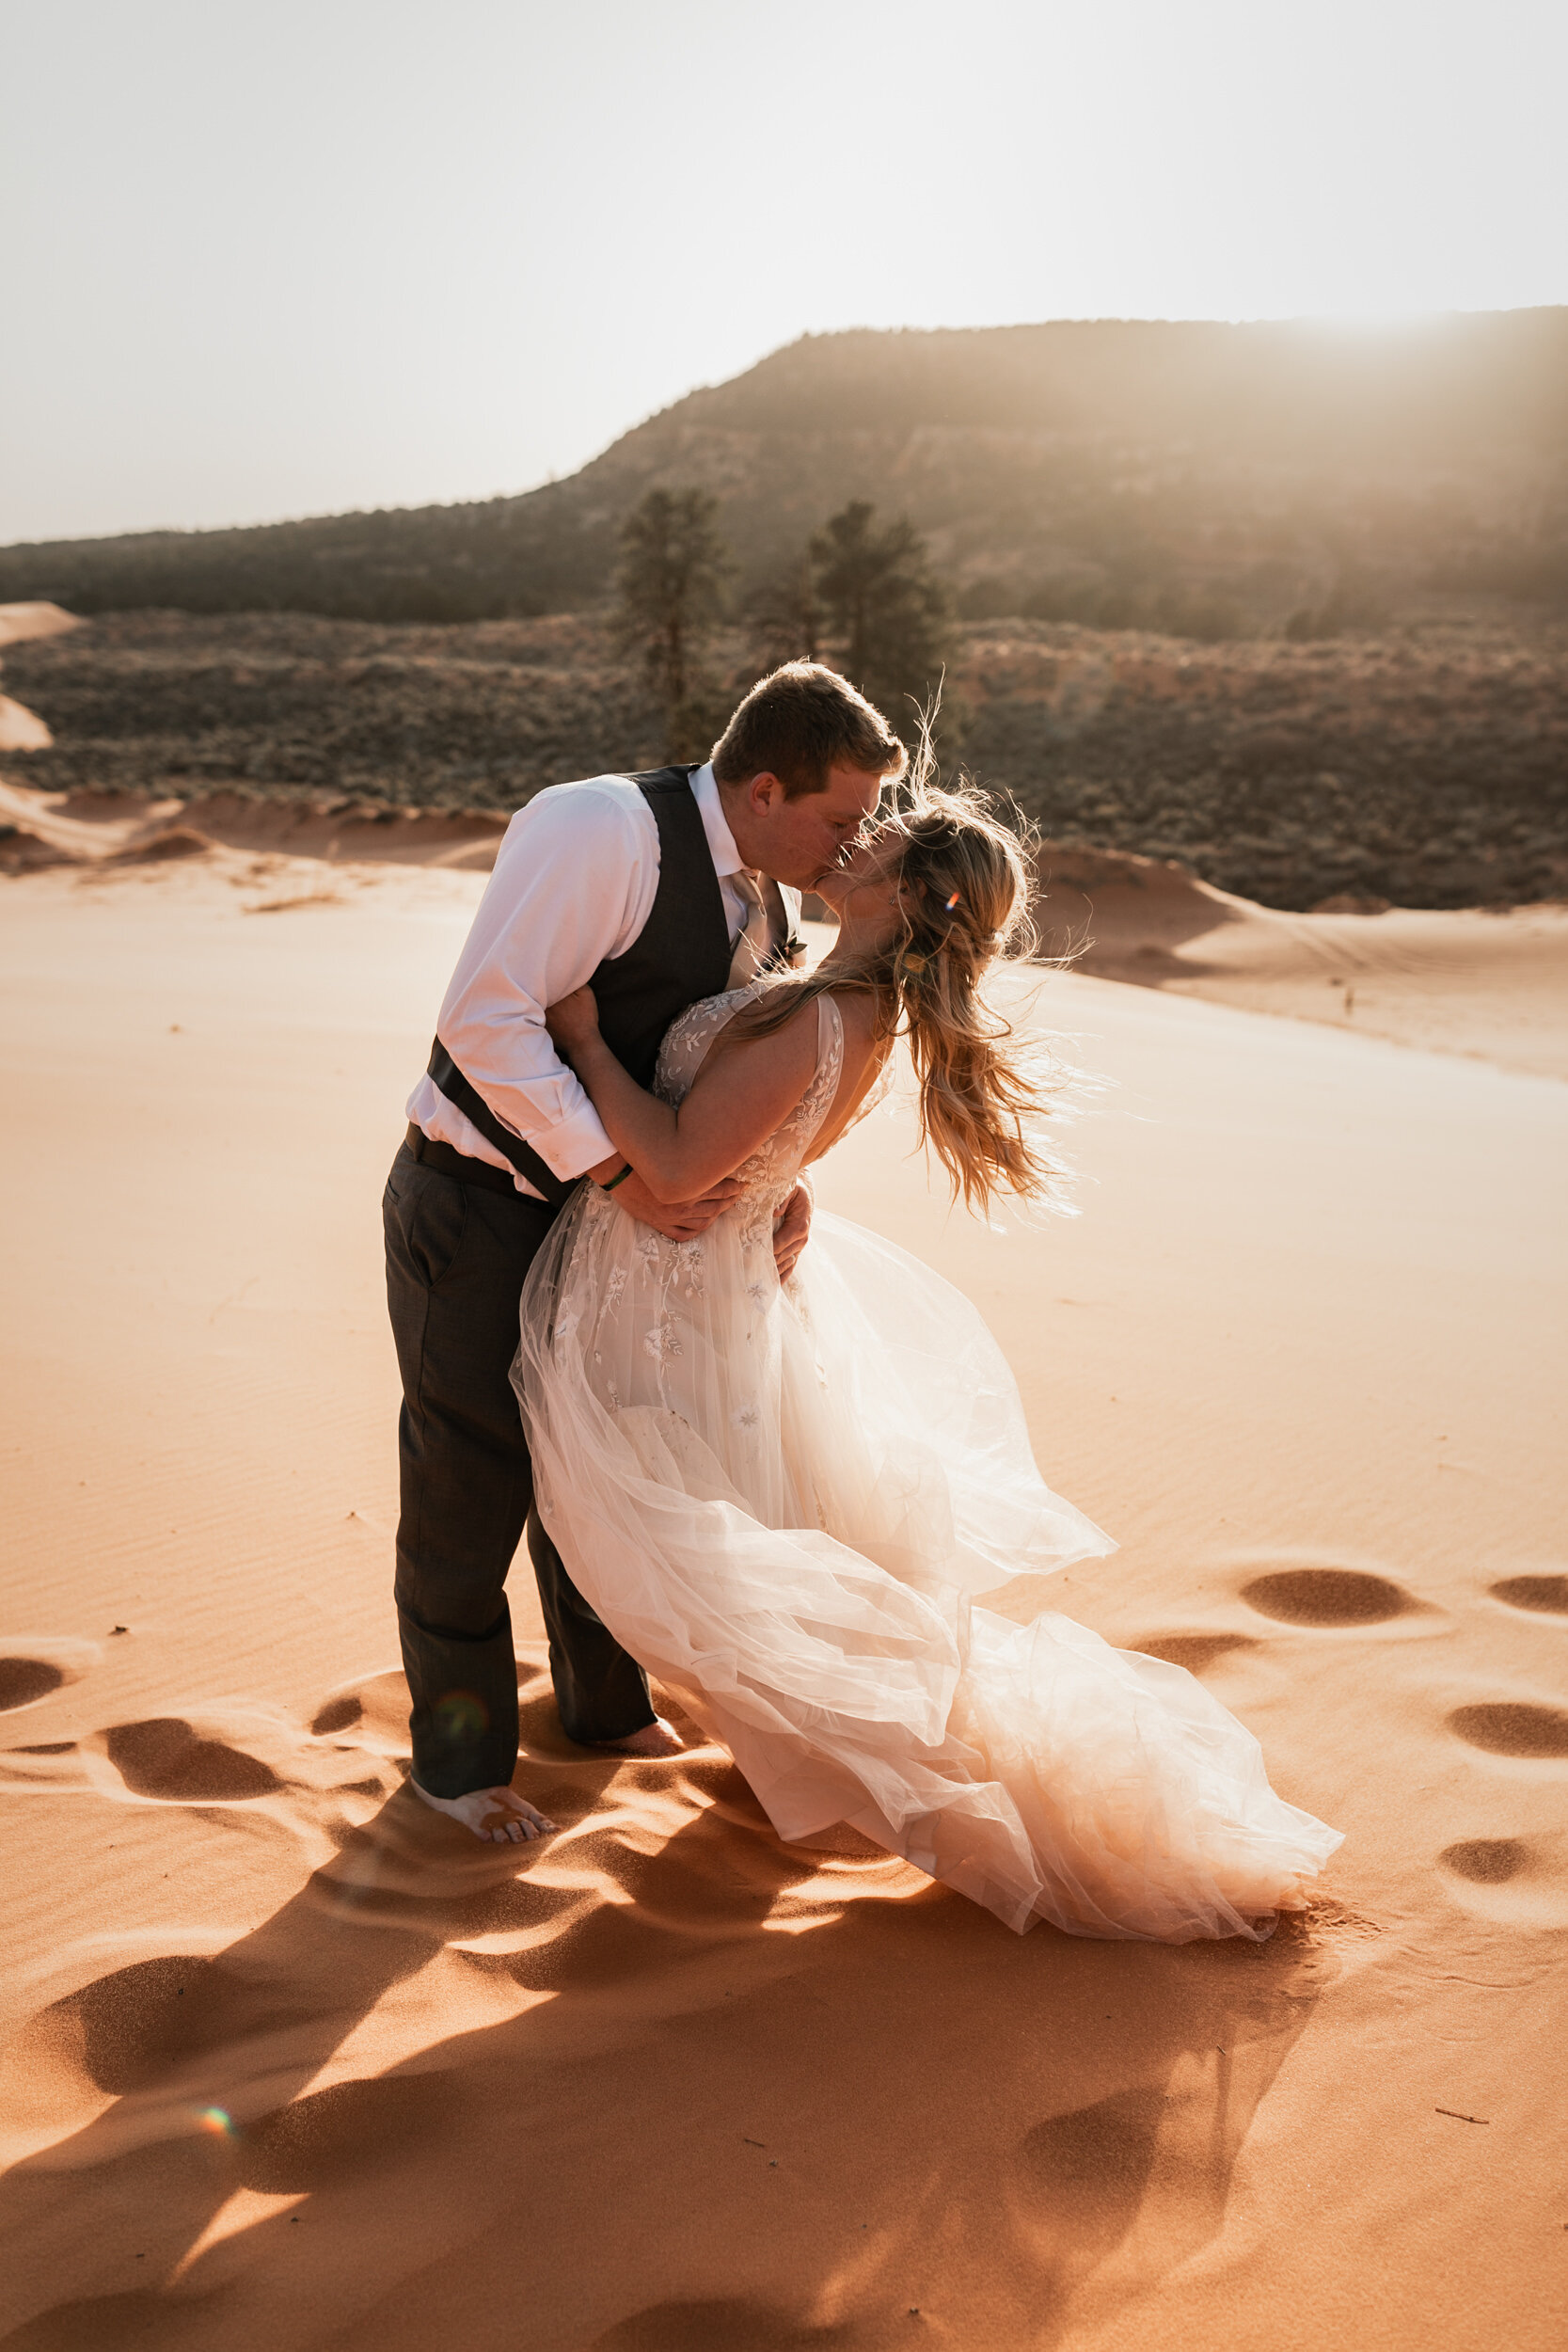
[514,774,1341,1940]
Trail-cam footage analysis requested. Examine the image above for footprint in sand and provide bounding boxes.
[0,1659,65,1711]
[24,1947,335,2099]
[32,1953,230,2094]
[592,2297,816,2352]
[1437,1836,1568,1925]
[1020,2087,1168,2209]
[1014,2086,1206,2271]
[1440,1837,1530,1883]
[310,1692,364,1737]
[239,2071,463,2193]
[106,1718,283,1801]
[1240,1567,1415,1628]
[1446,1702,1568,1759]
[1489,1574,1568,1617]
[306,1672,413,1761]
[0,1642,98,1715]
[1133,1634,1261,1675]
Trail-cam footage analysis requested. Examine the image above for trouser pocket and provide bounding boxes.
[384,1155,468,1290]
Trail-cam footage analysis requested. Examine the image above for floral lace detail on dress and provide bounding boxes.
[654,979,845,1219]
[565,982,848,1417]
[652,988,753,1111]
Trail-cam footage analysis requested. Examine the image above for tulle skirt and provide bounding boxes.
[514,1192,1341,1939]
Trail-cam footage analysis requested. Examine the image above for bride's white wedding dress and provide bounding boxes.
[513,981,1341,1939]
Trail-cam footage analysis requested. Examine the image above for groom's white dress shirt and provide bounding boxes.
[405,763,795,1200]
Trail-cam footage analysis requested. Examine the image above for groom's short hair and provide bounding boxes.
[711,662,907,799]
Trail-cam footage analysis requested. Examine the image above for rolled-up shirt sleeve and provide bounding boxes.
[425,782,655,1182]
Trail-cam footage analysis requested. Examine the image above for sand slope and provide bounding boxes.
[0,605,78,756]
[6,777,1564,1075]
[0,604,80,653]
[0,776,509,878]
[1036,841,1568,1080]
[0,856,1564,2351]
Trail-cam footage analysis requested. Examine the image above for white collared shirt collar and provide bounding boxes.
[689,762,746,880]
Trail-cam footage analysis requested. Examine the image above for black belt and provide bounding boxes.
[404,1122,545,1201]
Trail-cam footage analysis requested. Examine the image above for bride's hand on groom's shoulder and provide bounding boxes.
[546,986,600,1060]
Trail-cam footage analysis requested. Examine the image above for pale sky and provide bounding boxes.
[3,0,1563,545]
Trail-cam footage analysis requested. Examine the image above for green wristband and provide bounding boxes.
[598,1162,634,1193]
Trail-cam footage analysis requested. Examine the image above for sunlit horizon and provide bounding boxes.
[4,0,1563,545]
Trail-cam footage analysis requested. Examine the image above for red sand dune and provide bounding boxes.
[4,774,1564,1077]
[1033,840,1568,1080]
[0,603,80,653]
[0,847,1563,2349]
[0,603,78,756]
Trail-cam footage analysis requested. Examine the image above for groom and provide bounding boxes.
[385,660,907,1841]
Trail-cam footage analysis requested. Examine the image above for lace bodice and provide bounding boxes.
[654,979,845,1212]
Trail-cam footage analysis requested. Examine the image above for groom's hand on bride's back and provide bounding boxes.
[590,1159,744,1239]
[772,1181,812,1280]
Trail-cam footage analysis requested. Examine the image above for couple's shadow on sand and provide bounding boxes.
[1,1659,1344,2352]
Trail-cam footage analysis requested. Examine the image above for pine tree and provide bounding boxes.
[746,549,821,669]
[611,488,731,750]
[807,501,950,717]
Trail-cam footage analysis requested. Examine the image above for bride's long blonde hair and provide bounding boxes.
[736,745,1080,1216]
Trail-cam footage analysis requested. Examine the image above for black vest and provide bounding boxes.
[589,766,735,1085]
[426,766,733,1203]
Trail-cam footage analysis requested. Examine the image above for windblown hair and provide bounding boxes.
[737,742,1080,1216]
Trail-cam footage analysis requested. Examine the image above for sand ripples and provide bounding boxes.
[2,1547,1563,2350]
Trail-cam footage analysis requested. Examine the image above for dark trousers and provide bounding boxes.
[383,1142,654,1796]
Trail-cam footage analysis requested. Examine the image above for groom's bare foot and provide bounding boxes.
[591,1715,685,1759]
[412,1780,558,1843]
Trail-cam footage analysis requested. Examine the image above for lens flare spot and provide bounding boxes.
[434,1691,488,1746]
[197,2106,233,2137]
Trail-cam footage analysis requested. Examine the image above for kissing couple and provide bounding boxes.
[385,662,1339,1940]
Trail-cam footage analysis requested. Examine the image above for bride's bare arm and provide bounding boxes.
[546,987,822,1205]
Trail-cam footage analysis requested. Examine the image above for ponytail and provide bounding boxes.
[736,752,1083,1216]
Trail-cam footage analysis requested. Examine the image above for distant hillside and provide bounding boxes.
[7,607,1563,911]
[4,312,1566,633]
